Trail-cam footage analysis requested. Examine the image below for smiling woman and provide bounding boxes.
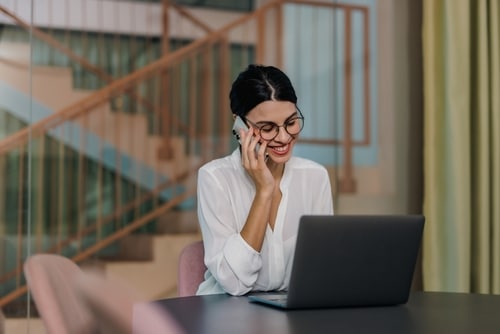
[196,64,334,296]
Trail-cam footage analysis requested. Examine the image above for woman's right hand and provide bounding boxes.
[239,128,275,195]
[239,127,275,252]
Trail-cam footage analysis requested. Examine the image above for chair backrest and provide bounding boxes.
[76,271,185,334]
[177,240,206,297]
[23,254,95,334]
[24,254,184,334]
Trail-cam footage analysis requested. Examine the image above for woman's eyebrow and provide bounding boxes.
[254,111,299,125]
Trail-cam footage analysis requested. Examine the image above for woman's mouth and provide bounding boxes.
[268,144,290,156]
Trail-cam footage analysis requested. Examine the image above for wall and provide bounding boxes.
[277,0,423,215]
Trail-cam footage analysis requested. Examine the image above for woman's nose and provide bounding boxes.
[274,125,291,142]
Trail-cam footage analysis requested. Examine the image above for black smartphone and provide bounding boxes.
[232,116,260,151]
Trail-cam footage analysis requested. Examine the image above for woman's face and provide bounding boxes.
[245,100,299,165]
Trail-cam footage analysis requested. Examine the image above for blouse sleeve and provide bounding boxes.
[197,167,262,296]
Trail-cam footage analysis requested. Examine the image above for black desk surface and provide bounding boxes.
[155,291,500,334]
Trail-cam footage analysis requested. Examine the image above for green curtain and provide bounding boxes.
[422,0,500,293]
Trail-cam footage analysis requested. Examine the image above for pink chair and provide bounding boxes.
[23,254,95,334]
[0,308,5,334]
[177,240,206,297]
[24,253,184,334]
[76,271,185,334]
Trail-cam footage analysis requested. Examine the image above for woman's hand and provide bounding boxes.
[239,128,274,195]
[239,127,275,252]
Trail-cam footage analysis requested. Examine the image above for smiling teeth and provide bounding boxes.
[274,144,288,152]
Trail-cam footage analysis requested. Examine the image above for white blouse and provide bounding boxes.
[196,149,334,296]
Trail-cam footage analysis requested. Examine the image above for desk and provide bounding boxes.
[155,291,500,334]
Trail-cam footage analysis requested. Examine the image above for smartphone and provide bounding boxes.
[232,116,260,151]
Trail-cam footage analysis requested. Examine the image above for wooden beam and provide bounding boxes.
[170,2,214,33]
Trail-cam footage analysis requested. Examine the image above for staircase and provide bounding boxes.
[0,39,202,312]
[0,34,205,318]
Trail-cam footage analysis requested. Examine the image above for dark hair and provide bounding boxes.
[229,64,298,117]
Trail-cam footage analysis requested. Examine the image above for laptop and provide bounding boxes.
[248,215,425,309]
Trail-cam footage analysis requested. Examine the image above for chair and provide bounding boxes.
[76,271,185,334]
[0,308,5,334]
[24,254,184,334]
[23,254,95,334]
[177,240,206,297]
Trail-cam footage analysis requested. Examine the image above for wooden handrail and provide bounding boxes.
[170,2,213,33]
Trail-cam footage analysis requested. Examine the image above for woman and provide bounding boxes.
[196,64,334,296]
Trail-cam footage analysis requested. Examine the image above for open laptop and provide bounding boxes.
[248,215,425,309]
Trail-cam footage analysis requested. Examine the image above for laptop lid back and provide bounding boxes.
[286,215,425,309]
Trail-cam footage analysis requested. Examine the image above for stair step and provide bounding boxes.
[156,210,200,234]
[4,317,46,334]
[106,234,154,262]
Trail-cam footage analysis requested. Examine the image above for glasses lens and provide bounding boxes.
[259,123,278,140]
[285,117,304,135]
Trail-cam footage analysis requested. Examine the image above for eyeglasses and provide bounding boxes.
[244,109,305,141]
